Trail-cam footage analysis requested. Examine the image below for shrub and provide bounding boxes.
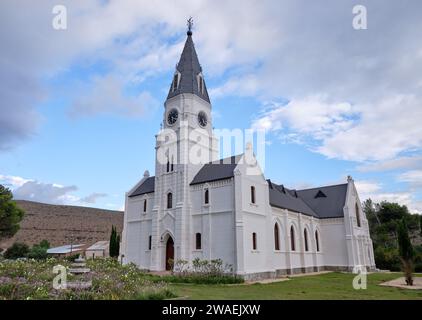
[3,243,29,259]
[26,240,50,260]
[397,219,414,285]
[164,258,243,284]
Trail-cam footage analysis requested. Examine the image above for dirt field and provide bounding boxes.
[0,200,123,250]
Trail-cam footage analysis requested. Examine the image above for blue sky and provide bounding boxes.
[1,0,421,213]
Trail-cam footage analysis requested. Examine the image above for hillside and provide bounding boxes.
[0,200,123,250]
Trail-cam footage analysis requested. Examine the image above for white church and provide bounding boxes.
[121,24,376,280]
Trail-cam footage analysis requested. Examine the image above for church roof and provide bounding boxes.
[166,31,210,103]
[268,181,318,217]
[128,176,155,197]
[268,181,348,218]
[190,155,243,185]
[296,184,348,219]
[128,160,348,219]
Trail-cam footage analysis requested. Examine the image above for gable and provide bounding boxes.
[128,177,155,197]
[190,155,242,185]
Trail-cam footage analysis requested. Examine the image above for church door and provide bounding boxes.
[165,237,174,271]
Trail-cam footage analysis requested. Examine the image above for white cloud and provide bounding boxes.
[0,174,108,206]
[81,193,108,204]
[12,180,78,204]
[318,94,422,161]
[354,179,422,214]
[252,96,356,146]
[355,180,382,195]
[357,156,422,172]
[0,174,32,188]
[398,170,422,188]
[210,76,260,99]
[68,75,158,118]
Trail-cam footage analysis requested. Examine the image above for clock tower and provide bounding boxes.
[150,20,218,270]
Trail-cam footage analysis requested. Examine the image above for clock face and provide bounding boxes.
[167,109,178,125]
[198,111,208,127]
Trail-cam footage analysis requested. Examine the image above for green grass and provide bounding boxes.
[169,272,422,300]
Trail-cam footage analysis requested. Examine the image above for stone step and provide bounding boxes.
[71,263,86,268]
[69,268,91,274]
[67,280,92,290]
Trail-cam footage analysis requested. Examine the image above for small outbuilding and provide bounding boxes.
[47,244,85,257]
[85,241,109,259]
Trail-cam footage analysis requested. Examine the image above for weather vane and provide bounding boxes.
[187,17,193,35]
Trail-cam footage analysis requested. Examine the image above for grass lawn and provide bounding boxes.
[169,272,422,300]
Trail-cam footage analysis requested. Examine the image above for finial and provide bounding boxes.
[347,175,353,182]
[187,17,193,36]
[144,170,150,178]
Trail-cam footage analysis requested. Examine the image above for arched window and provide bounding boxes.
[167,193,173,209]
[290,226,296,251]
[148,235,152,250]
[315,230,320,252]
[355,202,361,227]
[274,223,280,251]
[252,232,257,250]
[251,186,256,204]
[143,199,147,213]
[166,158,170,173]
[204,189,209,204]
[304,229,309,252]
[195,233,202,250]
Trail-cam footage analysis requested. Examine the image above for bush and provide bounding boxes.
[374,247,401,271]
[3,243,29,259]
[27,246,48,260]
[158,258,244,284]
[26,240,50,260]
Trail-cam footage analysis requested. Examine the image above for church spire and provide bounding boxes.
[166,18,210,103]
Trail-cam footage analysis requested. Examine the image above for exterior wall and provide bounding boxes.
[319,218,348,267]
[190,179,236,268]
[343,178,376,270]
[86,250,106,259]
[123,192,154,269]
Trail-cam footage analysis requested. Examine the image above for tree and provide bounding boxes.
[0,185,24,240]
[3,242,29,259]
[27,240,50,260]
[109,225,120,258]
[420,215,422,237]
[397,218,414,285]
[378,202,409,224]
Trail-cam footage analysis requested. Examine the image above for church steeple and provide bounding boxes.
[167,18,210,103]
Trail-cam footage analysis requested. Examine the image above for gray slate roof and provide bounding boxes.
[268,181,348,219]
[166,32,210,103]
[190,155,242,185]
[296,184,348,219]
[127,159,348,219]
[268,181,318,217]
[128,176,155,197]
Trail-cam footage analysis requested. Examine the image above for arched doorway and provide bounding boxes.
[165,236,174,271]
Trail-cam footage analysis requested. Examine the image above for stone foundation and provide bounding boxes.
[240,265,366,281]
